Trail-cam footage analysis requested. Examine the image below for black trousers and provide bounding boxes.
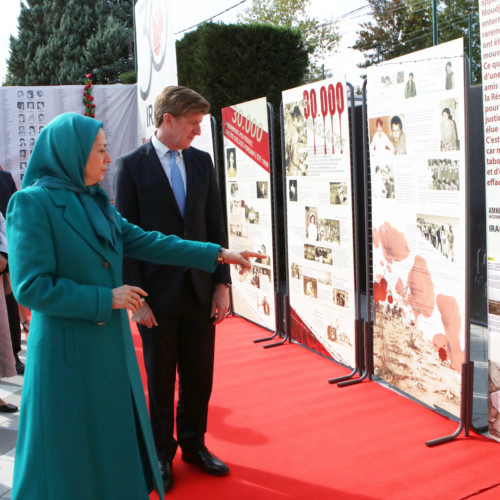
[5,292,21,355]
[139,279,215,462]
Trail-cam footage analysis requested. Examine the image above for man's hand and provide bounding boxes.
[221,249,266,273]
[112,285,147,314]
[210,284,230,325]
[132,301,159,328]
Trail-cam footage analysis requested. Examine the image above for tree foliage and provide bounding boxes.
[237,0,340,81]
[5,0,134,86]
[353,0,481,83]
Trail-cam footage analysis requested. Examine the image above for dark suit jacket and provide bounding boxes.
[114,140,230,315]
[0,171,18,217]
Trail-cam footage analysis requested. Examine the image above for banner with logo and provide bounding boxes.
[367,39,467,418]
[135,0,177,144]
[282,78,356,366]
[221,97,276,331]
[479,0,500,441]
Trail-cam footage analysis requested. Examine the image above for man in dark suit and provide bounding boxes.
[0,169,24,375]
[115,86,231,491]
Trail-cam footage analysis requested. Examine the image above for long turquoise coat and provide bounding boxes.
[6,185,219,499]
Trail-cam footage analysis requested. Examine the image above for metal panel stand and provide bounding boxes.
[426,55,474,446]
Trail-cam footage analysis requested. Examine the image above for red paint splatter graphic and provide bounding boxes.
[373,227,380,248]
[432,295,464,373]
[395,277,405,296]
[373,278,388,303]
[407,255,435,318]
[377,222,410,264]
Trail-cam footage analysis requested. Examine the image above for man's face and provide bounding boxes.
[391,123,402,143]
[164,111,203,150]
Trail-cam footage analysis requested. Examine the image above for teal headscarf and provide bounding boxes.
[22,112,121,252]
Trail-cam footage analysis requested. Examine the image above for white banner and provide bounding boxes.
[282,77,356,366]
[367,39,467,418]
[0,84,137,200]
[135,0,177,145]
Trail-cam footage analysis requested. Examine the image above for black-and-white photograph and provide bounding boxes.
[417,214,457,263]
[305,207,319,241]
[318,218,340,244]
[372,164,395,199]
[289,179,298,202]
[440,99,460,151]
[428,158,459,191]
[315,246,333,265]
[303,276,318,298]
[329,182,348,205]
[284,101,308,176]
[256,181,269,199]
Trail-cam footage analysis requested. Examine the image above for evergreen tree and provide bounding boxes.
[5,0,134,85]
[353,0,480,83]
[237,0,340,81]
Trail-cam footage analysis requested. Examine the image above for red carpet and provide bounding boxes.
[130,316,500,499]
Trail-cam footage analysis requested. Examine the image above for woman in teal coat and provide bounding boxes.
[6,113,258,499]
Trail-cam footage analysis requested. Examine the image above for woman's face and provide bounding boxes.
[442,110,450,120]
[84,129,111,186]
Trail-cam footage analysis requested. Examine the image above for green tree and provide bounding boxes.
[353,0,480,83]
[353,0,433,68]
[5,0,134,86]
[237,0,340,81]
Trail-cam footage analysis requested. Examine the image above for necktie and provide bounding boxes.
[169,150,185,216]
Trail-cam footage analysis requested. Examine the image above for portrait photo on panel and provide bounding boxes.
[305,207,319,241]
[226,148,237,178]
[303,276,318,298]
[440,98,460,152]
[404,72,417,98]
[284,101,308,176]
[445,61,455,90]
[256,181,269,199]
[290,262,302,279]
[369,117,394,155]
[289,179,298,202]
[245,205,258,224]
[390,114,406,155]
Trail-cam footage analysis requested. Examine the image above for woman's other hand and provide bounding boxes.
[112,285,147,313]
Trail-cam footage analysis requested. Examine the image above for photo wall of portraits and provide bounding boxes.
[367,39,467,418]
[0,85,137,200]
[221,97,276,331]
[282,77,356,367]
[479,1,500,442]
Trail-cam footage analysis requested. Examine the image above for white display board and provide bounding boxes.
[0,84,137,200]
[479,0,500,441]
[367,39,467,418]
[221,97,276,331]
[282,77,356,365]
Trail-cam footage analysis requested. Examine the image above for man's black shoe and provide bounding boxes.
[15,360,25,375]
[181,448,229,476]
[159,460,173,492]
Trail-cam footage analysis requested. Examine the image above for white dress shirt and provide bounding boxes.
[151,133,187,193]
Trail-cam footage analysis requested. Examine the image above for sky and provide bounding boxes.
[0,0,371,86]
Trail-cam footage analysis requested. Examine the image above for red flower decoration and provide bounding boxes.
[82,73,96,118]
